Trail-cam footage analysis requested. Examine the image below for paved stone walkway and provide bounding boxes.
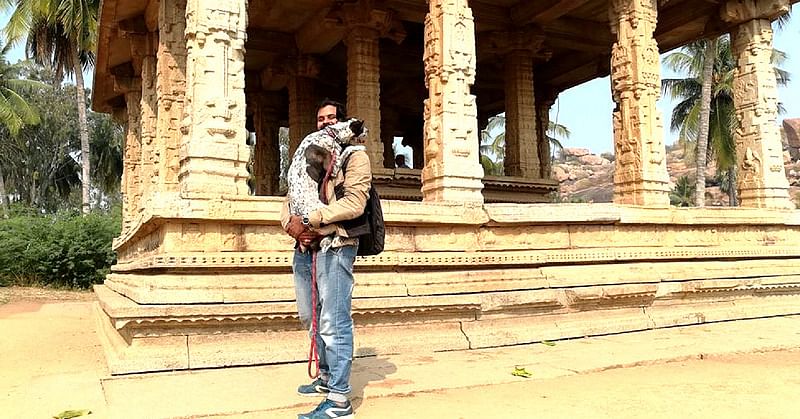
[1,292,799,418]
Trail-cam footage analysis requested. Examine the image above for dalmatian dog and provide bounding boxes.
[287,118,367,251]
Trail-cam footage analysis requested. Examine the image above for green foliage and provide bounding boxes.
[53,409,91,419]
[0,207,120,288]
[550,192,587,203]
[670,176,696,207]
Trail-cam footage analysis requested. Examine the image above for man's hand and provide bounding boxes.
[298,230,321,247]
[285,215,306,240]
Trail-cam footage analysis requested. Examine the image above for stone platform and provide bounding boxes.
[95,200,800,374]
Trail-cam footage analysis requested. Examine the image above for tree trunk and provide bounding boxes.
[694,37,716,207]
[727,167,738,206]
[74,51,91,214]
[0,165,8,218]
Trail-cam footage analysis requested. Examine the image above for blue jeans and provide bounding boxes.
[293,244,356,396]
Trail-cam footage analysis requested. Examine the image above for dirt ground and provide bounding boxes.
[338,351,800,419]
[2,286,799,419]
[0,285,95,305]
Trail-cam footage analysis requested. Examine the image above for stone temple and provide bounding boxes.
[91,0,800,374]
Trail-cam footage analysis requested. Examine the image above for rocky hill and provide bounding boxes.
[555,118,800,206]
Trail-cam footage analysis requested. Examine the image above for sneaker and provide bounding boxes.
[297,377,330,397]
[298,399,354,419]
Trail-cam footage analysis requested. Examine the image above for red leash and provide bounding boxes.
[307,148,338,379]
[307,250,320,379]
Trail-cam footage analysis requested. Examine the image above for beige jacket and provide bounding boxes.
[280,149,372,238]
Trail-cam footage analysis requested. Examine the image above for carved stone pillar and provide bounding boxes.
[722,0,792,208]
[135,33,159,209]
[535,88,557,179]
[343,4,390,170]
[114,77,142,232]
[496,29,544,178]
[287,56,318,158]
[180,0,250,195]
[421,0,484,202]
[609,0,669,206]
[251,92,282,195]
[382,107,401,168]
[155,0,187,193]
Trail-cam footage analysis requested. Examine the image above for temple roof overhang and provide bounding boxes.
[92,0,797,114]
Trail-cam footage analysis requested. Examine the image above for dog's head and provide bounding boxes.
[324,118,368,145]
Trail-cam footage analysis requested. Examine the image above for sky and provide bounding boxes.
[2,7,798,156]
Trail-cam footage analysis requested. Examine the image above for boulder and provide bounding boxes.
[578,154,609,166]
[553,165,569,182]
[562,147,591,157]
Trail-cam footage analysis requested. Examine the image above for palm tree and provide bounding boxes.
[0,41,42,217]
[670,175,695,207]
[662,35,789,206]
[479,113,571,176]
[2,0,99,214]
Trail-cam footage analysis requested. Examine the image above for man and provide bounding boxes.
[394,154,410,169]
[281,99,371,419]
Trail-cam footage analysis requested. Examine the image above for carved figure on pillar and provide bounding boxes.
[421,0,484,202]
[609,0,669,206]
[180,0,250,195]
[722,0,792,208]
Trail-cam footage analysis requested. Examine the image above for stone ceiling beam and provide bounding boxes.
[542,17,613,52]
[295,8,346,54]
[246,29,296,54]
[512,0,593,26]
[383,0,508,27]
[539,53,610,90]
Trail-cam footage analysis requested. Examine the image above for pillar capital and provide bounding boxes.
[258,63,290,91]
[286,55,320,79]
[481,26,546,57]
[608,0,657,35]
[720,0,790,23]
[340,0,406,44]
[112,76,142,94]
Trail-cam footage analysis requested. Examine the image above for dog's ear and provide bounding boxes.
[349,119,364,138]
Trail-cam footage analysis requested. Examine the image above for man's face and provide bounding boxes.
[316,105,338,130]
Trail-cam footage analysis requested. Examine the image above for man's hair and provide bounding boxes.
[316,98,347,121]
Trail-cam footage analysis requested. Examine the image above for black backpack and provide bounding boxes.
[336,154,385,256]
